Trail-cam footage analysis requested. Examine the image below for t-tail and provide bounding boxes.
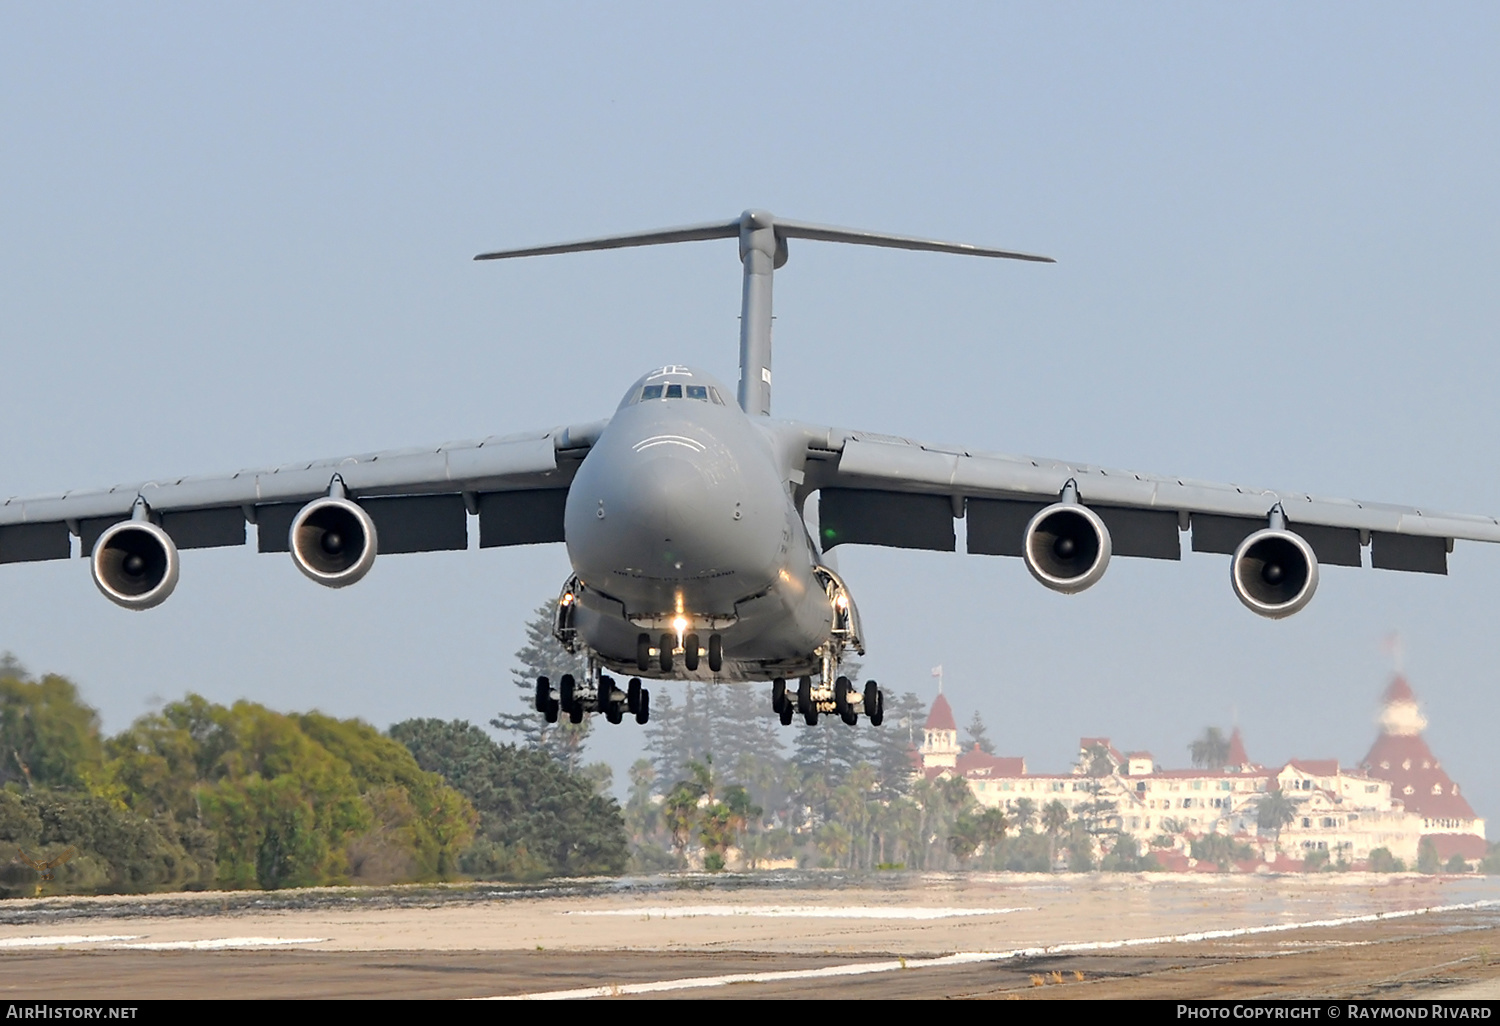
[475,210,1054,417]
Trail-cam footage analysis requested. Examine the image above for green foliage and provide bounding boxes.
[0,658,478,895]
[1189,727,1231,770]
[1064,822,1095,872]
[948,807,1007,865]
[491,603,590,770]
[103,697,476,890]
[0,789,215,896]
[1417,837,1441,874]
[1255,790,1297,839]
[963,711,994,755]
[1101,833,1158,872]
[1481,843,1500,875]
[0,659,104,791]
[1444,853,1470,873]
[1303,848,1331,872]
[1190,833,1254,871]
[390,718,626,878]
[1368,847,1406,872]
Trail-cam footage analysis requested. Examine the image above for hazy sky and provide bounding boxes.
[3,4,1498,815]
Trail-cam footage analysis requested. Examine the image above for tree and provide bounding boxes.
[1190,833,1253,871]
[963,711,994,755]
[949,807,1007,867]
[1041,799,1070,871]
[391,718,626,878]
[1254,789,1297,849]
[1417,837,1441,874]
[1189,727,1231,770]
[491,602,590,771]
[1368,847,1405,872]
[1010,797,1037,834]
[0,667,104,791]
[1480,843,1500,875]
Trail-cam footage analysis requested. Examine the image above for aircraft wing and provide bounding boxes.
[794,424,1500,575]
[0,420,607,564]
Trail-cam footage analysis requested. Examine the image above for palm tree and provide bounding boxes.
[1189,727,1231,770]
[1010,797,1037,834]
[1255,789,1297,851]
[1042,799,1070,871]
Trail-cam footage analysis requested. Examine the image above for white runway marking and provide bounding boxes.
[0,935,140,949]
[109,937,327,951]
[494,898,1500,1000]
[565,905,1030,920]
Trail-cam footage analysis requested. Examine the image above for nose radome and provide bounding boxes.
[625,455,711,534]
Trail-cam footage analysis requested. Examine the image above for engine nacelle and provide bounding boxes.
[91,520,180,610]
[1231,528,1319,618]
[1023,502,1112,593]
[289,497,377,587]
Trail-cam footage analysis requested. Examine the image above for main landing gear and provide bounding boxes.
[770,674,884,728]
[535,667,650,726]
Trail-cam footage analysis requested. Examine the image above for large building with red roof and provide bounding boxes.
[914,673,1487,870]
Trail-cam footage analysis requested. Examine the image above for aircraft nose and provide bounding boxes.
[623,454,712,538]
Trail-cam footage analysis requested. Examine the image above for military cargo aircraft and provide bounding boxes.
[3,211,1498,729]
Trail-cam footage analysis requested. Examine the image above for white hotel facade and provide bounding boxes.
[916,675,1486,868]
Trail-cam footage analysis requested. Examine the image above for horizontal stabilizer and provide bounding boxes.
[475,220,740,261]
[774,218,1054,263]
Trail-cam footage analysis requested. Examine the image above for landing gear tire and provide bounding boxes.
[636,634,652,673]
[708,634,723,673]
[606,705,622,725]
[635,688,651,725]
[684,633,700,672]
[796,676,812,714]
[627,677,642,715]
[771,677,786,715]
[544,701,559,724]
[863,681,880,722]
[535,676,551,713]
[779,702,794,726]
[659,634,674,674]
[559,674,576,717]
[598,675,615,717]
[834,676,852,716]
[870,694,884,726]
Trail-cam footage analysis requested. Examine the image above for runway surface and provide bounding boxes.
[1,872,1497,999]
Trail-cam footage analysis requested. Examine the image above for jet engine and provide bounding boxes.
[1231,528,1318,618]
[91,520,180,610]
[1023,501,1112,593]
[289,496,377,587]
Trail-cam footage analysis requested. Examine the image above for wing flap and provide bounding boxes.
[479,489,568,547]
[0,522,70,564]
[819,489,955,552]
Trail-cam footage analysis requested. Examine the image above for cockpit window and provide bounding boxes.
[632,380,722,404]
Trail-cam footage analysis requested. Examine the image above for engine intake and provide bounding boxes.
[290,497,377,587]
[91,520,180,610]
[1023,502,1112,593]
[1231,528,1318,618]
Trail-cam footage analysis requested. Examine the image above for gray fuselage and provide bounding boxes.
[563,366,833,680]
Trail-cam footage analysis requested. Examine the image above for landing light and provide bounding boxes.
[673,615,688,634]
